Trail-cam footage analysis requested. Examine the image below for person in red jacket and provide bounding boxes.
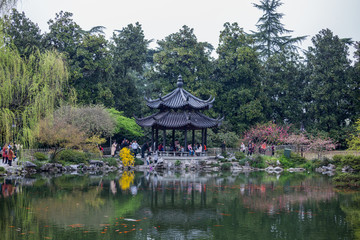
[2,145,8,164]
[7,148,14,166]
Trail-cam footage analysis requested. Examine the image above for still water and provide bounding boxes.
[0,171,359,240]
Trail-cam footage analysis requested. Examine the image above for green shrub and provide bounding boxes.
[250,155,266,168]
[333,173,360,187]
[33,152,48,161]
[55,150,89,164]
[235,151,246,160]
[175,160,181,166]
[220,162,232,171]
[278,155,295,168]
[219,158,228,163]
[134,158,144,166]
[341,155,360,172]
[332,155,343,165]
[103,158,118,167]
[290,152,306,165]
[277,152,306,169]
[0,166,5,172]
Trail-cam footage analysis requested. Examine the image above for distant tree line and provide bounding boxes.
[0,0,359,148]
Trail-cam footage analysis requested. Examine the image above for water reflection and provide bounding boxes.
[0,171,358,239]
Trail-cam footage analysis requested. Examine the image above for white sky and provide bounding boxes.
[17,0,360,57]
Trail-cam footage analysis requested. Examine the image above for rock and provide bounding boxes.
[228,156,236,161]
[265,166,274,172]
[342,165,354,173]
[23,161,37,168]
[274,166,283,172]
[217,155,225,159]
[89,160,104,167]
[287,168,305,172]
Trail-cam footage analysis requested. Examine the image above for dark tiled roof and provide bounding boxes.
[135,111,222,130]
[145,87,214,110]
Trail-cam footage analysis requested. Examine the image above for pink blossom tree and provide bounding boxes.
[285,133,311,156]
[308,136,336,159]
[242,122,290,145]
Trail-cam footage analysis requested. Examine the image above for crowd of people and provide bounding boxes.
[108,138,207,159]
[240,141,275,156]
[0,143,20,167]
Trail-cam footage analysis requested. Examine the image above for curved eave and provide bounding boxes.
[135,111,222,130]
[145,88,215,110]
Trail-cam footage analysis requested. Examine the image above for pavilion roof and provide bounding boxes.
[145,75,215,110]
[135,111,222,130]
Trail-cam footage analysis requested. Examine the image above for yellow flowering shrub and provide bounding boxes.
[119,147,134,167]
[119,171,134,190]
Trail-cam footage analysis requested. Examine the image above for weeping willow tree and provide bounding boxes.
[0,32,69,147]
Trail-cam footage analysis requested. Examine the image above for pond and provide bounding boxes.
[0,171,359,240]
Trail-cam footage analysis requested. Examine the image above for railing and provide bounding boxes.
[157,151,207,157]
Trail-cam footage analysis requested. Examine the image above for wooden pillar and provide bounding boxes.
[151,127,154,152]
[155,128,159,151]
[205,128,208,147]
[201,128,205,149]
[192,129,195,148]
[172,129,175,149]
[163,129,166,150]
[184,129,187,149]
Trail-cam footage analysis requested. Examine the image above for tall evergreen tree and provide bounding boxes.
[110,22,149,116]
[2,9,43,58]
[263,50,305,126]
[252,0,306,58]
[150,25,214,97]
[215,22,265,132]
[304,29,352,145]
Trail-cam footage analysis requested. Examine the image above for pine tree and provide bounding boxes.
[252,0,306,58]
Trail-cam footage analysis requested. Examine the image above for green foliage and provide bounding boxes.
[252,0,306,58]
[215,23,265,133]
[149,25,214,100]
[102,158,118,167]
[250,155,266,168]
[2,9,43,57]
[304,29,352,146]
[107,108,143,139]
[235,151,246,160]
[110,22,149,116]
[263,50,305,124]
[333,173,360,187]
[277,150,306,168]
[347,119,360,150]
[134,158,144,166]
[208,125,239,148]
[175,160,181,166]
[0,166,5,172]
[340,155,360,172]
[54,149,89,164]
[220,162,232,171]
[0,31,68,147]
[33,152,48,161]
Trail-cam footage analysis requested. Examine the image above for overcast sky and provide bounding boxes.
[17,0,360,56]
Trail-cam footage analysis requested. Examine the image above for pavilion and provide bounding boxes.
[135,75,222,154]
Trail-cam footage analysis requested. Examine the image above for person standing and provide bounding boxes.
[2,145,8,164]
[247,142,253,156]
[131,140,140,156]
[241,142,246,153]
[141,142,149,158]
[221,141,226,156]
[111,141,117,157]
[7,148,14,166]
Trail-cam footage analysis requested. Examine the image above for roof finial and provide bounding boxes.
[177,75,183,88]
